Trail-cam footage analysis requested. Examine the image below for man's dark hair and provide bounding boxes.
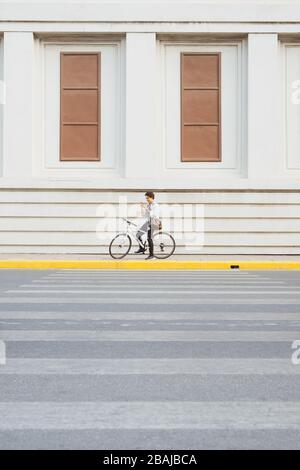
[145,191,155,199]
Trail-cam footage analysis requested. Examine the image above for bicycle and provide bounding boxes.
[109,217,176,260]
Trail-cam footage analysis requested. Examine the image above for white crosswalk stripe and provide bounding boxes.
[0,401,300,430]
[0,330,299,341]
[1,358,299,375]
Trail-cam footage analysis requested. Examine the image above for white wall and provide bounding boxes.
[2,32,34,179]
[0,1,300,255]
[1,1,300,23]
[124,33,158,179]
[0,35,3,177]
[247,34,282,179]
[0,189,300,255]
[283,43,300,175]
[1,28,300,188]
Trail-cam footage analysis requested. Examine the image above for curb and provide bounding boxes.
[0,260,300,270]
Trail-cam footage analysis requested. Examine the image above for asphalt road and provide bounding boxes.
[0,269,300,450]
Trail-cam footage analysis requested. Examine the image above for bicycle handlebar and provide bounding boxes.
[121,217,138,227]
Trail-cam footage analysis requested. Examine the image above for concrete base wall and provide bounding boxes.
[0,190,299,256]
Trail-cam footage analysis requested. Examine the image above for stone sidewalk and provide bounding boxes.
[0,254,299,261]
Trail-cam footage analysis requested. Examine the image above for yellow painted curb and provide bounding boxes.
[0,259,300,270]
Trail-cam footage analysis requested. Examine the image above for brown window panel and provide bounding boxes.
[181,52,221,162]
[60,52,100,161]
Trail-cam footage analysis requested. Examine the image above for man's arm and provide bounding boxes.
[149,204,161,227]
[140,202,147,216]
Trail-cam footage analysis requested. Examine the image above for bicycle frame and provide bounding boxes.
[121,218,148,249]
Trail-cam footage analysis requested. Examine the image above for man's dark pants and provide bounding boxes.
[136,221,157,256]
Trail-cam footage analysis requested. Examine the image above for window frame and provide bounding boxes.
[160,39,246,177]
[33,39,123,178]
[180,51,222,162]
[59,51,101,162]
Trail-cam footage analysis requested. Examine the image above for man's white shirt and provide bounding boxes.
[143,201,160,226]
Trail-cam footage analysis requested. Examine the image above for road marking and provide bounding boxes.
[0,297,299,304]
[6,289,300,295]
[26,281,286,286]
[17,286,291,295]
[0,312,298,320]
[0,401,300,429]
[46,274,267,278]
[0,330,299,341]
[0,358,298,375]
[45,274,274,280]
[42,271,270,274]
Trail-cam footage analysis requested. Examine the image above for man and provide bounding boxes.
[135,191,161,260]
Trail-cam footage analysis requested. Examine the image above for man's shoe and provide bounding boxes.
[145,255,154,260]
[134,247,145,254]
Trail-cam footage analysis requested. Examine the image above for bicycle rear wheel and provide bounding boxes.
[152,231,176,259]
[109,233,132,259]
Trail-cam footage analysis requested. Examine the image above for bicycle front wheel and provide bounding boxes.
[152,231,176,259]
[109,233,132,259]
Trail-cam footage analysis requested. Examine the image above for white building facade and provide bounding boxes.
[0,0,300,256]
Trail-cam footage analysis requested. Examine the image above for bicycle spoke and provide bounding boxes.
[109,234,131,259]
[152,232,176,259]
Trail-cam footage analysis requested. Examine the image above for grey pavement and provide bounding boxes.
[0,269,300,449]
[0,253,300,260]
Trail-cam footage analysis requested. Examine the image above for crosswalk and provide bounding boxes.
[0,269,300,449]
